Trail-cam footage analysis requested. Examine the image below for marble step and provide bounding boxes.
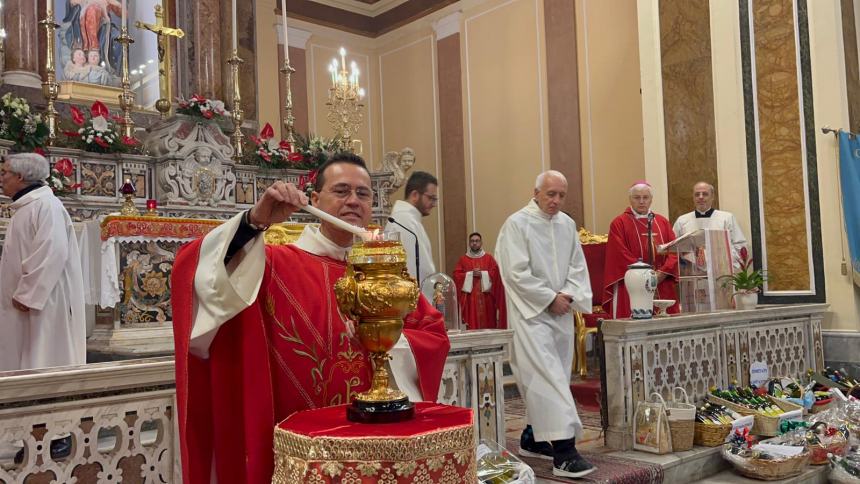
[690,464,829,484]
[605,446,729,483]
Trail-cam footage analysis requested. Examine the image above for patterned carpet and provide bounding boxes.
[504,397,663,484]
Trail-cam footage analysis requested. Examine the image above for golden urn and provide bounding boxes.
[334,232,420,423]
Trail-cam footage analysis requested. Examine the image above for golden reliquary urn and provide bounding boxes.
[334,231,420,423]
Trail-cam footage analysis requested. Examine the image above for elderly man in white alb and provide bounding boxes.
[0,153,86,371]
[495,170,595,479]
[673,181,748,265]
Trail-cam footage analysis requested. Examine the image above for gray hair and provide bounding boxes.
[535,170,567,189]
[693,181,715,195]
[4,153,50,182]
[628,183,653,196]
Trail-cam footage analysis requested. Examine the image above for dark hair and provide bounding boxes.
[403,171,438,198]
[313,152,369,192]
[468,232,482,240]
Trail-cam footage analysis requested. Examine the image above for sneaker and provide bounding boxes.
[553,454,596,479]
[518,425,554,461]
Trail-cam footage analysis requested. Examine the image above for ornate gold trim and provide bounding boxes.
[579,227,608,244]
[264,223,310,245]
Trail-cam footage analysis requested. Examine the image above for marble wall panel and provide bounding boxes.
[842,0,860,133]
[659,0,719,223]
[752,0,811,291]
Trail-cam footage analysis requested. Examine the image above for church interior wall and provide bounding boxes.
[257,0,283,138]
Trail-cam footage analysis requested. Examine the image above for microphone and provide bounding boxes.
[646,212,655,267]
[388,216,420,283]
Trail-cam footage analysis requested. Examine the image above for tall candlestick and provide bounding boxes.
[121,0,127,28]
[231,0,237,51]
[281,0,289,61]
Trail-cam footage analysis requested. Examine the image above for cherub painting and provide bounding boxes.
[56,0,123,86]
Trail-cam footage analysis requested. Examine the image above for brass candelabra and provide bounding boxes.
[227,51,244,162]
[116,26,135,138]
[39,7,59,145]
[280,59,296,144]
[326,48,365,147]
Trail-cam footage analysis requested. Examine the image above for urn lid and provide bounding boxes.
[627,259,653,270]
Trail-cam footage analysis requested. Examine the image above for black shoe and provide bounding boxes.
[553,454,596,479]
[518,425,554,461]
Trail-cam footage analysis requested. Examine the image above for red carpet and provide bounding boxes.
[571,377,602,413]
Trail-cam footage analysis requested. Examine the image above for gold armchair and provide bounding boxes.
[574,228,608,378]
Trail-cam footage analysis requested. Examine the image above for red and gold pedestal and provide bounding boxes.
[273,403,476,483]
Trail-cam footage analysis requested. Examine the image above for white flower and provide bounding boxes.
[92,115,108,132]
[78,128,84,134]
[211,100,225,113]
[267,138,279,151]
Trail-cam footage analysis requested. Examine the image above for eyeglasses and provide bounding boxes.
[327,184,374,202]
[421,192,439,203]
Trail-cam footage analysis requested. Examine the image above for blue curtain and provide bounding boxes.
[839,131,860,287]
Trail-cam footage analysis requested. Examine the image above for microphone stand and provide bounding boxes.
[647,212,655,268]
[388,217,420,283]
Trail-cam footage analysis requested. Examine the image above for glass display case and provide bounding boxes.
[659,228,734,313]
[422,273,463,331]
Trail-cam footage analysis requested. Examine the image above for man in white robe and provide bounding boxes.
[495,170,595,479]
[0,153,86,371]
[673,181,748,266]
[384,171,437,285]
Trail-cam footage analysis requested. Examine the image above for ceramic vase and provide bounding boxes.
[625,260,657,319]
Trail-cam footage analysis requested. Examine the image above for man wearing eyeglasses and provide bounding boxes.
[170,153,450,484]
[385,171,438,285]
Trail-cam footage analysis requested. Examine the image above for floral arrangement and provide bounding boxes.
[0,93,49,151]
[246,123,303,168]
[46,158,82,194]
[290,132,347,171]
[64,101,139,154]
[176,94,229,120]
[719,247,766,294]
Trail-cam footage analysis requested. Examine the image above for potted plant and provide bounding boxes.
[719,247,765,310]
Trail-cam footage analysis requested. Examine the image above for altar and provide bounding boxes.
[601,304,827,450]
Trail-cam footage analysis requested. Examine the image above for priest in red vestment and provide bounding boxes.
[171,153,450,484]
[602,181,680,318]
[453,232,507,329]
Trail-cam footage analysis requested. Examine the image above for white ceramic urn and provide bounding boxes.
[624,260,657,319]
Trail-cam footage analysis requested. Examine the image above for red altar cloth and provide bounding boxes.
[99,215,221,240]
[273,402,476,483]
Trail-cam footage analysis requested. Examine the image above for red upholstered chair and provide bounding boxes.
[574,229,608,377]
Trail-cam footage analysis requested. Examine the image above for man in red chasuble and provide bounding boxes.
[602,181,680,319]
[453,232,507,329]
[171,153,450,484]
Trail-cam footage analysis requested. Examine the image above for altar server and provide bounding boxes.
[384,171,438,285]
[602,181,679,319]
[495,170,596,479]
[452,232,507,329]
[0,153,86,371]
[171,153,449,484]
[673,181,748,266]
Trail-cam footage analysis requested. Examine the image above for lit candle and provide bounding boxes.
[121,0,126,29]
[339,47,346,74]
[281,0,289,62]
[329,64,336,86]
[231,0,238,52]
[146,199,157,212]
[302,204,369,240]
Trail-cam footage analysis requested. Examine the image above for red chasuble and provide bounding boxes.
[602,208,680,318]
[172,240,450,484]
[452,253,507,329]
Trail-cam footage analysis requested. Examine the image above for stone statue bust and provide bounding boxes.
[382,147,416,191]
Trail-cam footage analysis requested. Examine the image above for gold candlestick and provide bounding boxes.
[39,8,59,145]
[116,26,135,138]
[280,60,296,144]
[325,48,365,148]
[227,51,244,162]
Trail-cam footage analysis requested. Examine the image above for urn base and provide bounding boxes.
[347,397,415,423]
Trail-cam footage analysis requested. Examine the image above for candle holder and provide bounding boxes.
[39,9,60,145]
[145,199,158,216]
[119,179,139,216]
[326,48,365,148]
[280,59,296,144]
[227,51,244,162]
[116,26,136,139]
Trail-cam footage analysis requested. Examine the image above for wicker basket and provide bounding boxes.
[809,397,834,414]
[722,446,810,481]
[811,372,852,391]
[707,394,803,436]
[694,422,733,447]
[665,388,696,452]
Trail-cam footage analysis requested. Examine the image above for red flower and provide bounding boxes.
[90,101,109,118]
[94,136,109,148]
[259,150,271,162]
[288,152,304,163]
[191,94,204,101]
[260,123,274,140]
[179,102,189,109]
[202,110,213,119]
[122,136,139,146]
[34,147,46,156]
[70,106,86,126]
[279,140,292,151]
[54,158,74,177]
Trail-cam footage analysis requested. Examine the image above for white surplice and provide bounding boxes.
[0,186,86,371]
[495,199,592,443]
[674,209,748,265]
[385,200,436,285]
[188,214,421,400]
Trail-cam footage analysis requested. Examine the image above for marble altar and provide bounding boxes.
[601,304,827,450]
